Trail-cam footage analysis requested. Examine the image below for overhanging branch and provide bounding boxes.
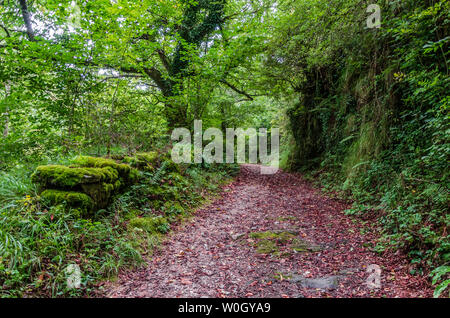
[219,79,254,101]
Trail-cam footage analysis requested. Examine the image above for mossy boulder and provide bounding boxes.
[40,189,94,212]
[32,156,140,213]
[71,156,138,185]
[31,151,182,218]
[31,165,118,189]
[128,216,170,234]
[80,182,119,209]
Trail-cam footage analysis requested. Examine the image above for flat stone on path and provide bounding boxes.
[290,275,341,290]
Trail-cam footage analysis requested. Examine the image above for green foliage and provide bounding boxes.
[431,266,450,298]
[164,202,185,218]
[0,168,36,205]
[0,149,233,297]
[1,0,447,297]
[265,0,449,283]
[0,196,143,297]
[124,152,160,172]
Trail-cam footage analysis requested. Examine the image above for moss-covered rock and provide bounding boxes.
[31,151,185,219]
[80,182,119,209]
[128,216,170,234]
[32,157,137,212]
[71,156,138,184]
[31,165,118,189]
[40,189,94,212]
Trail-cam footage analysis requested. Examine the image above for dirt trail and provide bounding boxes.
[104,164,431,298]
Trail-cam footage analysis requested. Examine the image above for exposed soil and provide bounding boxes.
[103,164,432,298]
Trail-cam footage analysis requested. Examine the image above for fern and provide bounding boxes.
[431,266,450,298]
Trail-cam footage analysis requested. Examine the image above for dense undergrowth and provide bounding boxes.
[0,150,238,297]
[271,0,449,296]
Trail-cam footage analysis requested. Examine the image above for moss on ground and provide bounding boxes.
[250,230,321,256]
[250,230,296,243]
[128,216,170,234]
[255,240,279,254]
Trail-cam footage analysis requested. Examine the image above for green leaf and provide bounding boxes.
[433,280,450,298]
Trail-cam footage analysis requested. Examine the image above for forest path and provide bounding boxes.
[103,164,431,298]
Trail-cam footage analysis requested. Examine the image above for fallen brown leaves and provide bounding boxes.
[102,164,432,298]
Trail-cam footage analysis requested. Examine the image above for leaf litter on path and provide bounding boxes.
[103,164,431,298]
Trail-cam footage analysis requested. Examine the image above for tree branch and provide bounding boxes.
[156,49,171,72]
[0,24,11,38]
[219,79,254,101]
